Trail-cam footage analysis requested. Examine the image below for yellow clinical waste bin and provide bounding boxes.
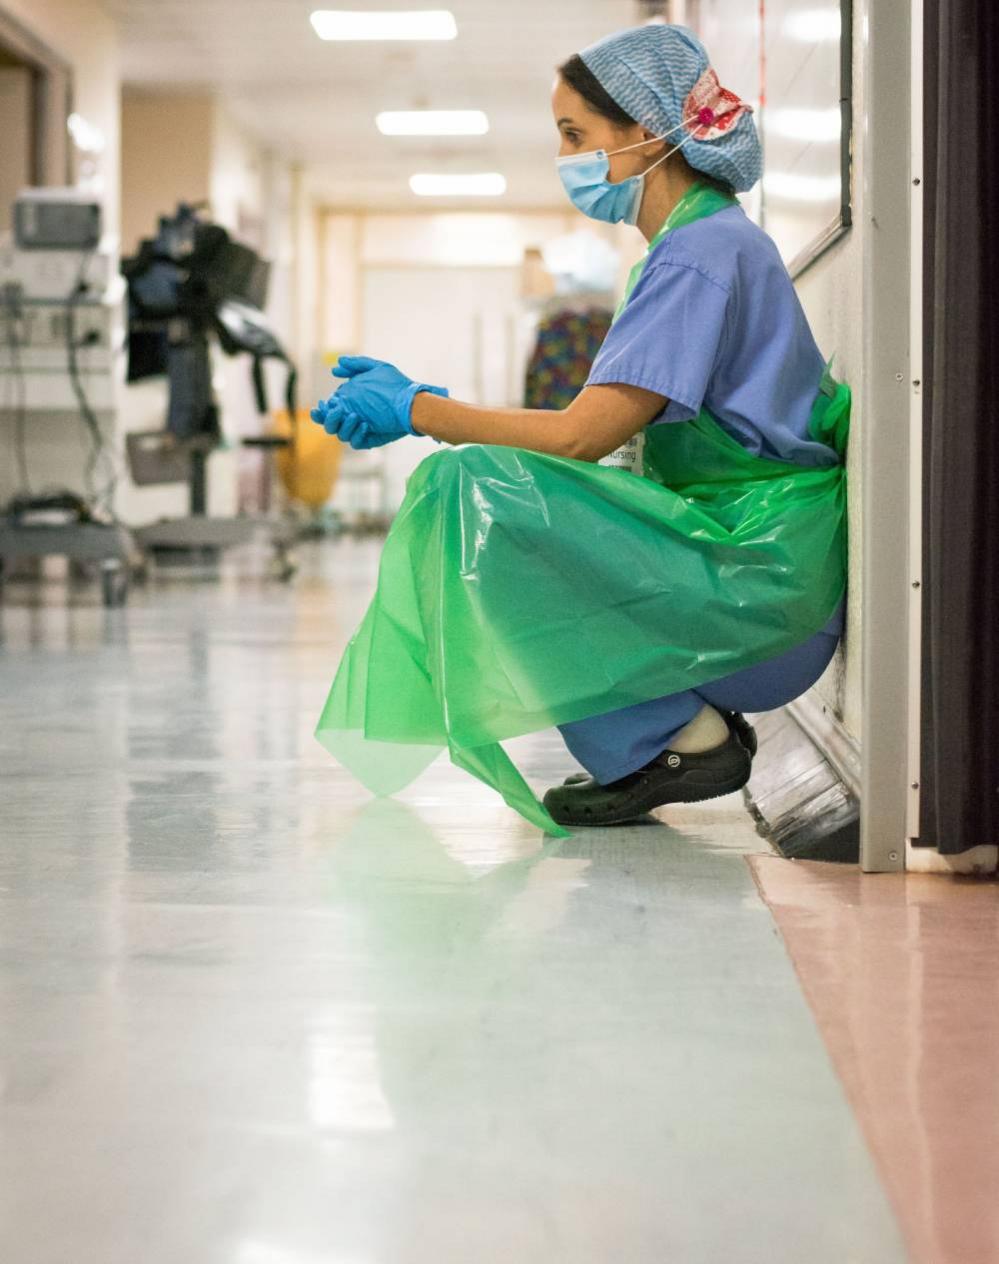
[272,409,343,508]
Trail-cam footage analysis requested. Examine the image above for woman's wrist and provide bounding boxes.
[411,389,441,437]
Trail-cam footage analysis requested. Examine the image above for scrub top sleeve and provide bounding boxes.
[585,261,733,423]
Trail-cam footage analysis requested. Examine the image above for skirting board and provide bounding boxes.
[905,842,999,875]
[744,691,860,863]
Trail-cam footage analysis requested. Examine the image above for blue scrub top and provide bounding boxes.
[586,203,839,469]
[587,201,846,635]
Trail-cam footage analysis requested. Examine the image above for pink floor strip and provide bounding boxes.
[749,856,999,1264]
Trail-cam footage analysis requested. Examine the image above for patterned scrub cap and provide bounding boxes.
[580,24,762,193]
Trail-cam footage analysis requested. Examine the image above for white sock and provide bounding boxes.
[667,704,730,754]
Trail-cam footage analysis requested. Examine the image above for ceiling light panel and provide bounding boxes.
[310,10,457,41]
[377,110,489,136]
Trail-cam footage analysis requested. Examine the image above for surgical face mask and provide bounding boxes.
[556,112,698,226]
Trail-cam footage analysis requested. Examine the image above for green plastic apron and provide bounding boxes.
[316,183,850,837]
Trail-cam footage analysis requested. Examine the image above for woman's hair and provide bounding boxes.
[557,51,736,199]
[558,54,636,128]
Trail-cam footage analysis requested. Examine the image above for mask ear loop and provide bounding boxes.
[606,109,704,160]
[637,124,700,178]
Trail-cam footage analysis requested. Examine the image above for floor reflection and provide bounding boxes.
[0,543,908,1264]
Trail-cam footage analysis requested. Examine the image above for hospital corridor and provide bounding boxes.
[1,2,997,1263]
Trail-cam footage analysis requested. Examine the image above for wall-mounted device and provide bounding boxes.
[14,187,102,251]
[0,188,123,415]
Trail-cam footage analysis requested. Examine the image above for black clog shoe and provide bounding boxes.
[560,711,758,789]
[725,711,758,757]
[544,730,752,828]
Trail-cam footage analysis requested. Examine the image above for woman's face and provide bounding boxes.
[552,76,659,183]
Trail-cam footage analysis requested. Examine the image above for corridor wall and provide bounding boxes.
[697,3,865,752]
[0,0,121,511]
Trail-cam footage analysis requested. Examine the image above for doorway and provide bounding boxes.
[0,8,72,227]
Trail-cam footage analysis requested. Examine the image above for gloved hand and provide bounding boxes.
[310,356,448,450]
[311,394,397,449]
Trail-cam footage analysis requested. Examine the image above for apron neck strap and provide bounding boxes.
[648,181,739,251]
[615,182,738,322]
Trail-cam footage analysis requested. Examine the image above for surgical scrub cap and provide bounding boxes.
[580,24,763,194]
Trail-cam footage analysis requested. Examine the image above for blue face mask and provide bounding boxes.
[556,122,693,225]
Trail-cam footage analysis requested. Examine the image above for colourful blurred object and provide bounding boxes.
[524,308,613,410]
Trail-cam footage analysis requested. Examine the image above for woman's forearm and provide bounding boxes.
[412,393,580,458]
[411,381,669,462]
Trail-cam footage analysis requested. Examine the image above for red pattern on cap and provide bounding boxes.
[683,68,752,140]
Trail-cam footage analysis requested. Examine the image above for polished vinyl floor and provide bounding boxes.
[0,539,992,1263]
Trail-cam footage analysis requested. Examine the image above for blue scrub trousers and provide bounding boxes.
[558,622,842,784]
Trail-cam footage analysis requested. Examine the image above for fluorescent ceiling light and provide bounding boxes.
[377,110,489,136]
[310,9,457,41]
[409,173,507,197]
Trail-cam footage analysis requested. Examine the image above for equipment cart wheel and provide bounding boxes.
[272,542,297,583]
[100,559,129,608]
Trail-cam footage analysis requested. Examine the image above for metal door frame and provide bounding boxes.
[859,0,920,872]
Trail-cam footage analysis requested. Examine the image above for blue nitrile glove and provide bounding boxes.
[311,394,395,449]
[310,356,448,450]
